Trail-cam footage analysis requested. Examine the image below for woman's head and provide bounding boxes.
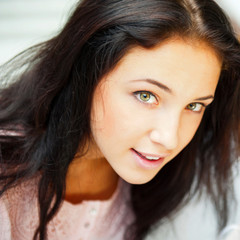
[56,0,239,183]
[90,38,222,184]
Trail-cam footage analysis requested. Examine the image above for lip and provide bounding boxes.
[131,148,166,169]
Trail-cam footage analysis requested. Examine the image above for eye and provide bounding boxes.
[134,91,158,104]
[186,103,205,113]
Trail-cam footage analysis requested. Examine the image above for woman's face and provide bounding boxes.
[90,38,222,184]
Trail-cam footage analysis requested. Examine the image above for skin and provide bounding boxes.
[65,38,222,203]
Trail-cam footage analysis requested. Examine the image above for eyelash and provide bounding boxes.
[133,90,207,113]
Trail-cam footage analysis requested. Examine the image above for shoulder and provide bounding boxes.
[0,197,11,240]
[0,177,39,240]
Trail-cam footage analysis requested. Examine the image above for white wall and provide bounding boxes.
[0,0,76,64]
[218,0,240,32]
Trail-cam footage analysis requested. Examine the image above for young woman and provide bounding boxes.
[0,0,240,240]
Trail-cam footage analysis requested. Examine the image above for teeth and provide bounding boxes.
[145,156,160,160]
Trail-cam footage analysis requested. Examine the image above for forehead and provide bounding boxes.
[102,38,222,96]
[118,38,221,71]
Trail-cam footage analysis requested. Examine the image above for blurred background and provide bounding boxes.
[0,1,240,240]
[0,0,76,64]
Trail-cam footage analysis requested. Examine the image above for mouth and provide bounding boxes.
[132,149,162,161]
[131,148,166,169]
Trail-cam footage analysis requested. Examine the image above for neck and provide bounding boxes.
[65,155,119,204]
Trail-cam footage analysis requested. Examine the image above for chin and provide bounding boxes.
[121,174,156,185]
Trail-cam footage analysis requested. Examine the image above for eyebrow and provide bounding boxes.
[131,78,214,101]
[194,95,214,101]
[131,79,172,93]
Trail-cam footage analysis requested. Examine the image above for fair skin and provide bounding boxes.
[65,38,222,203]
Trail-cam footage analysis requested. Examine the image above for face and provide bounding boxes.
[90,38,222,184]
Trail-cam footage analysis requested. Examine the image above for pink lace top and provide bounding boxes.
[0,177,133,240]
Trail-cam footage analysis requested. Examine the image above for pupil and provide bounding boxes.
[189,103,195,109]
[141,93,149,101]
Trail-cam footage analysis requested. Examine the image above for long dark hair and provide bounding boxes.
[0,0,240,239]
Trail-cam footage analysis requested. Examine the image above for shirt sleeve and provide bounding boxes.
[0,198,12,240]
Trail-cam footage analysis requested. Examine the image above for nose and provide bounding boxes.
[149,111,180,150]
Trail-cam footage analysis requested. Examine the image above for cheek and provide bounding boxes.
[91,91,133,142]
[179,116,202,149]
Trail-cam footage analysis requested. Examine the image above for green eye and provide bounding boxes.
[187,103,197,110]
[134,91,158,104]
[140,92,151,102]
[186,103,203,112]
